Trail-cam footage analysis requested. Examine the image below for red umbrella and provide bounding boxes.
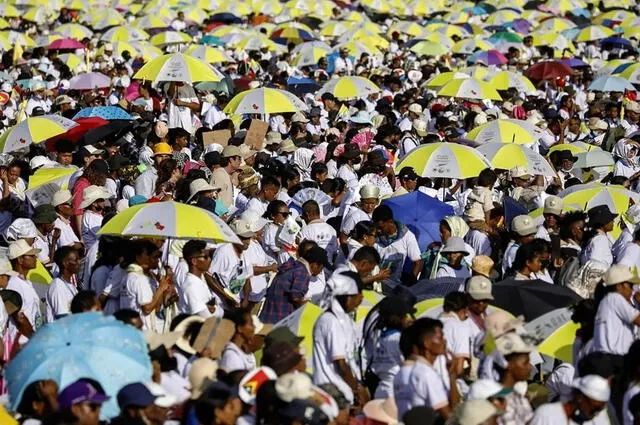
[46,117,109,151]
[525,61,573,80]
[48,38,85,50]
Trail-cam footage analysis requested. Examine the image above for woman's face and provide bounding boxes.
[273,207,290,225]
[361,198,378,214]
[314,171,328,183]
[7,166,20,185]
[439,222,452,242]
[216,398,242,425]
[525,254,543,274]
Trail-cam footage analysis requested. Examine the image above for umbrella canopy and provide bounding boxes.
[588,75,635,92]
[133,53,221,83]
[98,201,241,244]
[488,71,536,93]
[273,303,323,364]
[315,76,380,100]
[48,38,84,49]
[425,72,470,88]
[224,88,308,114]
[381,191,455,251]
[524,307,578,363]
[559,183,639,214]
[410,40,450,56]
[468,49,507,65]
[101,25,149,42]
[46,117,109,148]
[466,119,543,144]
[80,120,133,146]
[575,25,614,42]
[477,143,557,176]
[415,297,513,318]
[0,115,78,153]
[492,279,581,321]
[69,72,111,90]
[574,150,614,168]
[73,106,132,120]
[526,60,573,80]
[26,167,77,207]
[396,142,491,179]
[5,312,151,419]
[184,45,233,64]
[438,78,502,101]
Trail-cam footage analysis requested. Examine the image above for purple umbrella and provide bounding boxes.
[468,49,507,65]
[505,18,533,34]
[48,38,84,50]
[561,58,590,68]
[69,72,111,90]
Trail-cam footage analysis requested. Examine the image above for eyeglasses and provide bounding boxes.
[276,211,291,217]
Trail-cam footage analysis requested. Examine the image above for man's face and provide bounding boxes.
[154,154,170,167]
[19,253,37,271]
[468,299,489,315]
[403,178,417,191]
[508,353,531,382]
[354,259,376,276]
[575,394,607,420]
[57,152,73,166]
[424,327,447,356]
[145,404,170,425]
[629,111,639,122]
[361,198,378,214]
[72,402,102,425]
[229,155,241,170]
[264,185,278,202]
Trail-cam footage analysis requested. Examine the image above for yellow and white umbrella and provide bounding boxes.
[129,42,163,61]
[150,31,192,46]
[184,45,233,64]
[389,21,427,37]
[396,142,491,179]
[477,143,557,176]
[617,63,640,85]
[315,76,380,100]
[535,17,576,32]
[334,41,381,58]
[485,9,521,25]
[575,25,614,42]
[101,26,149,42]
[425,72,470,88]
[98,42,138,57]
[292,45,331,68]
[54,23,93,39]
[133,53,221,83]
[559,183,639,215]
[133,16,170,30]
[224,88,308,115]
[0,115,78,153]
[410,40,449,57]
[0,31,35,47]
[320,21,350,38]
[467,119,544,145]
[233,35,278,52]
[452,38,494,54]
[0,4,19,18]
[438,78,502,101]
[57,53,84,70]
[488,71,536,94]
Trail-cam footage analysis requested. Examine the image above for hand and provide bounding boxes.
[375,268,392,281]
[355,384,370,407]
[269,264,278,273]
[39,380,59,399]
[0,168,7,182]
[448,356,465,378]
[52,227,61,240]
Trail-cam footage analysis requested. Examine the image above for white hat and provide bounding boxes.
[188,358,218,400]
[144,330,181,351]
[79,185,111,209]
[466,276,494,301]
[440,236,469,255]
[31,81,46,91]
[29,156,53,170]
[291,112,309,123]
[495,332,535,356]
[362,398,398,425]
[83,144,105,155]
[275,373,314,403]
[146,382,177,408]
[0,259,17,277]
[330,272,361,296]
[231,218,255,238]
[572,375,611,403]
[510,165,531,179]
[511,215,537,236]
[413,119,428,137]
[359,185,380,200]
[407,70,423,83]
[52,189,73,207]
[588,118,608,131]
[622,205,640,231]
[188,178,219,202]
[408,103,423,115]
[543,195,563,216]
[8,239,41,260]
[5,219,37,241]
[485,310,524,338]
[104,42,114,50]
[603,264,640,287]
[458,399,504,425]
[626,101,640,114]
[239,209,268,232]
[467,380,513,401]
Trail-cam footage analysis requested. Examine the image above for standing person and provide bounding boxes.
[581,205,617,267]
[336,144,362,190]
[439,292,472,361]
[211,146,242,209]
[7,240,41,336]
[465,276,494,358]
[180,240,218,318]
[502,215,538,276]
[494,333,535,425]
[78,185,110,253]
[245,176,281,217]
[262,200,292,265]
[46,246,79,321]
[436,237,472,279]
[340,185,380,245]
[135,142,173,199]
[391,167,419,197]
[32,204,59,267]
[312,271,367,407]
[165,82,199,134]
[299,200,339,264]
[219,307,257,372]
[72,159,109,235]
[52,189,83,251]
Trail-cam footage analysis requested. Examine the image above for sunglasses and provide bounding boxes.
[277,211,291,217]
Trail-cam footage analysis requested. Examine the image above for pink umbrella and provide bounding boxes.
[48,39,85,50]
[125,80,141,101]
[69,72,111,90]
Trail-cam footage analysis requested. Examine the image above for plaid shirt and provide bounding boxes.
[260,259,311,324]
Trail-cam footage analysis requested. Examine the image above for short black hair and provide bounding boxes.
[477,168,497,187]
[261,175,281,190]
[54,139,74,154]
[204,151,221,169]
[443,291,468,313]
[114,308,141,326]
[183,240,207,261]
[352,246,380,264]
[302,200,320,217]
[53,246,76,271]
[70,290,97,313]
[372,204,394,223]
[228,307,252,328]
[132,239,159,260]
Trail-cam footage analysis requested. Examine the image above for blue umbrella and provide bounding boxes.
[503,196,527,228]
[588,76,635,92]
[198,35,224,46]
[561,58,590,68]
[600,36,632,50]
[287,77,321,95]
[381,191,454,251]
[6,312,151,419]
[73,106,133,120]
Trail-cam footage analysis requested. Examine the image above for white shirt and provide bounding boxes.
[245,197,269,217]
[394,357,449,420]
[7,275,42,331]
[54,216,80,248]
[120,267,157,331]
[81,211,103,252]
[340,206,370,236]
[209,243,253,302]
[299,220,339,263]
[616,243,640,270]
[337,164,359,190]
[375,229,422,288]
[465,229,491,257]
[592,292,640,355]
[436,263,471,279]
[529,402,574,425]
[623,384,640,425]
[242,240,275,303]
[581,232,614,267]
[439,314,472,358]
[502,241,520,276]
[26,96,50,116]
[170,19,186,31]
[135,167,157,199]
[219,342,256,372]
[102,264,126,315]
[46,277,77,322]
[181,273,216,317]
[613,229,634,263]
[370,329,403,399]
[166,84,199,134]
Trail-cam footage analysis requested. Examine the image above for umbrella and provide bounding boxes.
[48,38,84,49]
[198,34,224,46]
[396,142,491,180]
[492,279,581,321]
[184,45,233,64]
[315,76,380,100]
[101,25,149,42]
[574,150,614,168]
[270,27,315,44]
[0,115,78,153]
[451,38,494,54]
[98,201,241,244]
[477,143,557,176]
[291,187,332,208]
[600,36,632,50]
[415,297,514,318]
[73,106,132,120]
[291,43,332,67]
[575,25,614,42]
[408,277,466,301]
[273,303,323,364]
[438,78,502,101]
[133,53,221,83]
[523,307,578,363]
[46,117,110,148]
[559,183,639,214]
[409,40,450,56]
[425,72,470,88]
[588,75,635,92]
[468,49,508,65]
[26,167,77,207]
[381,191,455,251]
[69,72,111,90]
[5,312,151,419]
[80,120,133,146]
[287,77,322,96]
[488,71,536,93]
[54,23,93,39]
[224,88,308,115]
[525,61,573,80]
[561,58,590,68]
[150,30,191,46]
[466,119,543,144]
[618,63,640,85]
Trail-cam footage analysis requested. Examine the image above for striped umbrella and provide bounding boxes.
[396,142,491,179]
[315,76,380,100]
[101,25,149,42]
[133,53,221,83]
[477,143,557,176]
[425,72,470,88]
[575,25,614,42]
[466,119,544,144]
[452,38,493,54]
[54,23,93,39]
[438,78,502,101]
[150,31,192,46]
[224,88,308,114]
[98,201,241,244]
[0,115,78,153]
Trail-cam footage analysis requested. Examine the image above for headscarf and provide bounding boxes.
[293,148,315,181]
[613,139,639,166]
[4,218,37,241]
[443,216,470,239]
[567,260,607,299]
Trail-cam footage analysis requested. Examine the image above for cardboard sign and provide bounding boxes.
[245,119,269,151]
[203,129,231,147]
[192,317,235,358]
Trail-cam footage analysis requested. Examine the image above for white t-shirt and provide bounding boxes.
[7,275,42,331]
[593,292,640,355]
[245,197,269,217]
[340,206,369,236]
[440,315,472,358]
[337,164,359,190]
[502,241,519,276]
[120,268,157,331]
[623,384,640,425]
[370,329,403,399]
[393,357,449,420]
[613,229,633,263]
[529,402,572,425]
[616,243,640,270]
[219,342,256,372]
[436,263,471,279]
[299,221,339,262]
[181,273,215,317]
[581,232,614,267]
[209,243,253,302]
[166,84,199,133]
[376,229,422,287]
[81,211,103,252]
[242,240,275,303]
[54,216,80,248]
[46,277,78,322]
[466,229,491,257]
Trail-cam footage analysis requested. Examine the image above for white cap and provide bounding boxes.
[83,144,105,155]
[543,196,563,216]
[291,112,309,123]
[467,380,513,400]
[230,218,255,238]
[408,103,423,115]
[275,373,314,403]
[239,209,268,232]
[52,189,73,207]
[330,272,361,296]
[510,165,531,179]
[79,185,111,209]
[495,332,536,356]
[466,276,494,301]
[603,264,640,287]
[511,215,537,236]
[485,310,524,339]
[458,399,504,425]
[359,184,380,200]
[413,119,428,137]
[572,375,611,403]
[626,101,640,114]
[8,239,41,260]
[440,236,469,255]
[0,259,17,277]
[146,382,177,408]
[29,155,53,170]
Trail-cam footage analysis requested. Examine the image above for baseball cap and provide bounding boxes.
[408,103,423,115]
[602,264,640,287]
[467,380,513,401]
[238,366,278,405]
[543,196,563,216]
[52,189,73,207]
[484,310,524,339]
[588,205,617,227]
[466,276,494,301]
[413,119,428,137]
[58,381,110,410]
[117,382,156,408]
[398,166,419,181]
[572,375,610,403]
[8,239,40,260]
[231,218,255,238]
[240,209,268,233]
[278,399,329,425]
[265,326,304,348]
[458,399,504,425]
[495,332,536,356]
[511,215,537,236]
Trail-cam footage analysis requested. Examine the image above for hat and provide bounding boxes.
[55,95,73,106]
[407,70,423,83]
[279,399,329,425]
[331,271,361,296]
[398,167,419,181]
[82,145,105,156]
[262,342,303,375]
[276,373,314,402]
[238,367,278,405]
[152,142,172,157]
[266,131,283,145]
[292,112,309,123]
[238,169,260,190]
[510,165,531,180]
[222,145,242,158]
[466,276,494,301]
[266,326,304,348]
[363,398,398,424]
[485,310,524,339]
[239,144,256,160]
[556,150,578,163]
[32,204,57,224]
[240,209,268,232]
[1,289,22,315]
[188,178,219,202]
[154,121,169,138]
[104,42,114,50]
[467,380,513,401]
[408,103,423,115]
[79,185,111,209]
[144,330,182,351]
[572,375,611,403]
[31,81,45,91]
[0,260,17,277]
[339,47,349,53]
[588,205,617,227]
[412,119,428,137]
[231,218,255,238]
[458,399,504,425]
[174,315,205,355]
[603,264,640,287]
[8,239,40,260]
[588,118,608,131]
[280,139,297,153]
[511,215,537,236]
[543,196,563,216]
[359,184,380,200]
[188,358,219,400]
[117,383,156,408]
[471,255,497,279]
[146,382,177,408]
[440,237,469,255]
[350,111,372,125]
[626,101,640,114]
[495,332,535,356]
[378,295,415,317]
[58,381,110,410]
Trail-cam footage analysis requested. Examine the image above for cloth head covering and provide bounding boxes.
[293,148,315,181]
[5,219,37,241]
[613,139,639,166]
[443,216,470,238]
[568,260,608,299]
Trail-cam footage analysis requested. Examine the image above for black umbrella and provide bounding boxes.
[492,279,581,321]
[408,277,466,302]
[79,119,133,146]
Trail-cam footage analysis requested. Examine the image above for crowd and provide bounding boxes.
[2,1,640,425]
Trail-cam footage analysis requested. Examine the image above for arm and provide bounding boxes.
[334,358,368,405]
[140,277,169,316]
[203,273,239,308]
[175,99,200,112]
[253,264,277,276]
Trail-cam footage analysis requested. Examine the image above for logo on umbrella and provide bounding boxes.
[154,222,165,230]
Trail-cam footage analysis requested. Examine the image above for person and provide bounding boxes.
[391,167,419,197]
[70,290,102,313]
[52,189,83,251]
[219,307,257,372]
[72,158,109,235]
[31,204,59,266]
[15,380,60,424]
[245,176,281,217]
[559,211,587,257]
[436,237,472,279]
[179,240,217,318]
[502,215,538,276]
[111,382,158,425]
[494,333,535,425]
[312,271,366,407]
[78,185,110,252]
[341,185,380,244]
[581,205,618,267]
[465,276,494,359]
[57,380,110,425]
[529,375,609,425]
[46,246,79,321]
[211,145,242,209]
[7,239,41,336]
[510,243,544,280]
[298,200,339,265]
[454,399,505,425]
[614,205,640,262]
[535,195,563,241]
[464,168,497,224]
[262,200,293,265]
[135,142,172,199]
[194,381,243,425]
[439,291,472,361]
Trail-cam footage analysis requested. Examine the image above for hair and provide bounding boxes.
[578,352,618,378]
[311,163,328,181]
[155,158,178,187]
[263,200,288,220]
[261,175,281,191]
[280,166,300,189]
[54,139,74,154]
[53,246,77,272]
[228,307,252,328]
[302,200,320,218]
[511,243,540,273]
[296,239,318,257]
[410,318,443,347]
[195,385,236,425]
[131,239,159,263]
[113,308,141,326]
[183,240,207,262]
[372,204,394,223]
[204,151,221,169]
[443,291,469,313]
[351,220,376,241]
[477,168,498,187]
[82,159,108,185]
[70,290,97,313]
[352,246,381,264]
[559,211,587,240]
[570,299,596,344]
